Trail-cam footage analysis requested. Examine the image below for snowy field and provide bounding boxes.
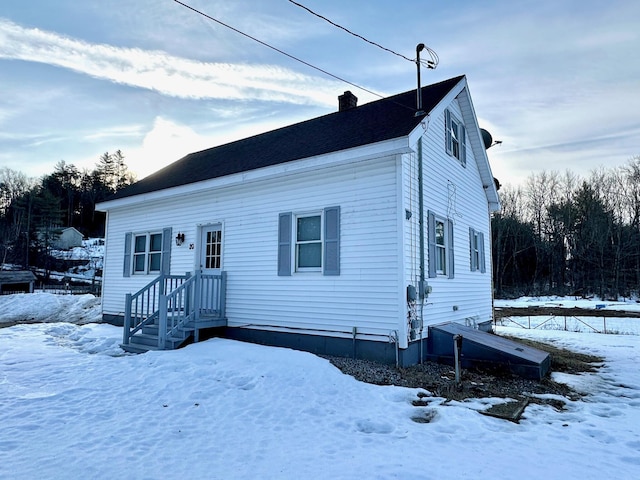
[496,296,640,335]
[1,294,639,479]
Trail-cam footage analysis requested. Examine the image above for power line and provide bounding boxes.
[287,0,439,69]
[172,0,386,100]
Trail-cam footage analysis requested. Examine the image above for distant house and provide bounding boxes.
[96,75,501,365]
[0,271,36,294]
[52,227,84,250]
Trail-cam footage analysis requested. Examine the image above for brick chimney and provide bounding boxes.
[338,91,358,111]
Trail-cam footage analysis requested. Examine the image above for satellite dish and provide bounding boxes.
[480,128,493,150]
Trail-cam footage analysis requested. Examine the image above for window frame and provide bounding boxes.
[294,211,323,272]
[434,218,447,276]
[428,211,454,279]
[132,231,163,275]
[445,109,467,166]
[278,207,340,277]
[469,227,486,273]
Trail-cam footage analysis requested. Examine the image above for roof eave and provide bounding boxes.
[96,137,412,211]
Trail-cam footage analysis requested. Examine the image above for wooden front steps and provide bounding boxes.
[121,271,227,354]
[121,316,227,354]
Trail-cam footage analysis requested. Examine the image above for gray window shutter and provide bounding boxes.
[427,210,436,278]
[478,231,486,273]
[447,219,455,279]
[460,124,467,166]
[323,206,340,276]
[444,109,452,155]
[469,227,477,271]
[278,212,292,276]
[161,227,172,275]
[123,232,132,277]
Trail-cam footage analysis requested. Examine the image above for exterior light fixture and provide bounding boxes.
[175,232,185,246]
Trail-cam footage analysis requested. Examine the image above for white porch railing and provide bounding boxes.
[123,271,226,349]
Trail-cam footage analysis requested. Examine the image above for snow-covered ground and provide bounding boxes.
[0,293,102,326]
[48,237,104,283]
[1,294,639,479]
[495,295,640,312]
[495,296,640,335]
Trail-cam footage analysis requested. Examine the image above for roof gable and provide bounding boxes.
[108,76,464,201]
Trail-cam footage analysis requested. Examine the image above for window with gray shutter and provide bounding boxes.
[278,212,292,276]
[428,211,454,278]
[123,232,132,277]
[469,228,486,273]
[124,228,171,276]
[278,207,340,276]
[323,206,340,276]
[445,108,466,166]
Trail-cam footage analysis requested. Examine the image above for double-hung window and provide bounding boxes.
[123,227,172,277]
[434,219,447,275]
[133,232,162,274]
[428,211,454,279]
[445,109,466,166]
[278,207,340,276]
[469,228,486,273]
[296,214,322,270]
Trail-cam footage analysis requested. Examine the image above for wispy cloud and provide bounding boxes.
[0,18,344,107]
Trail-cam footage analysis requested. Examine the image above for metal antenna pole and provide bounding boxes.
[415,43,425,116]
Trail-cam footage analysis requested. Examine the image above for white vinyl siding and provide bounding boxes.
[101,157,400,341]
[403,98,493,331]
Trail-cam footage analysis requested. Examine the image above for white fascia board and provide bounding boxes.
[96,137,412,211]
[453,80,501,211]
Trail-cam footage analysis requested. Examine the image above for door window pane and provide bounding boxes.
[204,229,222,269]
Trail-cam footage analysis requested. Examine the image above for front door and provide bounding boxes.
[198,224,224,317]
[199,224,222,274]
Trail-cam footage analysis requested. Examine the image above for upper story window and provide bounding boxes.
[133,232,162,274]
[445,109,466,166]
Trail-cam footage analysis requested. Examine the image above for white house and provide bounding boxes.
[96,75,501,366]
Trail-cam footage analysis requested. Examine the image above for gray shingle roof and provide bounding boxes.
[109,76,463,201]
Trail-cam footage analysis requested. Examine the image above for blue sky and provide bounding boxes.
[1,0,638,186]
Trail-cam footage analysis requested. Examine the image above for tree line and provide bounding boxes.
[3,148,639,300]
[492,157,640,299]
[0,150,135,269]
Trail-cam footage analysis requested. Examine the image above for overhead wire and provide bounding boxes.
[287,0,439,69]
[172,0,386,100]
